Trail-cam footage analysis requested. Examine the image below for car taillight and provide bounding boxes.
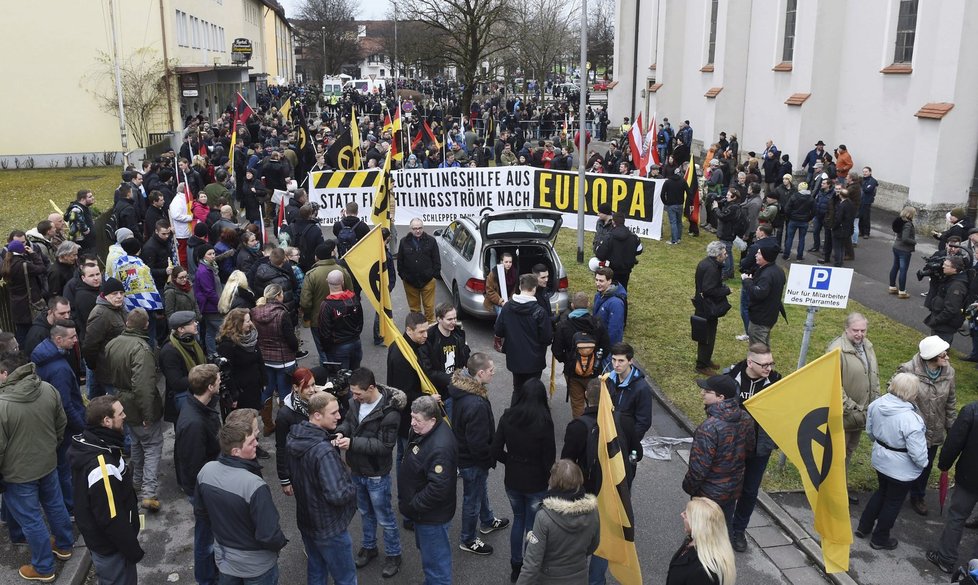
[558,277,569,291]
[465,278,486,293]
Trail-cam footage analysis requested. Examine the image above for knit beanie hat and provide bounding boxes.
[101,277,125,295]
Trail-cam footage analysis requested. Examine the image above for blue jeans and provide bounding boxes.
[309,327,329,365]
[811,213,826,251]
[325,340,363,371]
[851,218,859,245]
[890,248,911,291]
[353,474,401,556]
[202,313,223,356]
[56,441,74,513]
[217,566,278,585]
[505,488,545,566]
[666,204,683,243]
[301,531,356,585]
[188,495,218,585]
[4,470,74,575]
[721,240,734,278]
[261,364,296,403]
[87,366,114,400]
[784,221,809,259]
[414,522,452,585]
[459,466,495,545]
[589,555,608,585]
[732,454,771,533]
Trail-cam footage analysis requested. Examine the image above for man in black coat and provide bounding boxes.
[494,274,554,403]
[740,247,786,348]
[929,399,978,573]
[924,255,969,344]
[694,242,732,375]
[595,212,642,289]
[112,185,141,238]
[140,221,174,294]
[552,292,611,417]
[388,312,437,466]
[660,169,688,245]
[397,218,441,322]
[821,181,857,267]
[143,192,168,242]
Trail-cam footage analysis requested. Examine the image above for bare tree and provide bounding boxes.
[297,0,361,77]
[401,0,512,114]
[83,47,172,148]
[376,18,450,80]
[589,0,615,77]
[511,0,576,92]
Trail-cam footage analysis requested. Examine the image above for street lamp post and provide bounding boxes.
[321,26,326,79]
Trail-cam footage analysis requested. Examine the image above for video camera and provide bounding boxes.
[208,354,235,417]
[916,253,947,282]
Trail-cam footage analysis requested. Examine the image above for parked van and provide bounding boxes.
[343,78,387,95]
[322,75,351,97]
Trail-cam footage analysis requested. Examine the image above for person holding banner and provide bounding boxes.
[484,253,518,315]
[388,312,436,469]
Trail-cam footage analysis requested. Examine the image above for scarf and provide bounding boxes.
[238,328,258,351]
[174,278,192,293]
[203,259,224,299]
[169,332,206,373]
[288,392,309,418]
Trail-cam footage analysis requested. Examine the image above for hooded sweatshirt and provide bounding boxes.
[517,491,599,585]
[494,293,553,374]
[0,363,67,483]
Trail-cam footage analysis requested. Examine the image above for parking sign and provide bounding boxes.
[784,264,853,308]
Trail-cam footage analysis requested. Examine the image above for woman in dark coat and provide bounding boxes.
[0,240,47,343]
[215,308,265,411]
[492,379,556,582]
[237,167,266,224]
[666,497,736,585]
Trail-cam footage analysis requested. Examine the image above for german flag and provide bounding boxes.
[389,105,403,161]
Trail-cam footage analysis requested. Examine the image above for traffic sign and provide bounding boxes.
[783,264,853,309]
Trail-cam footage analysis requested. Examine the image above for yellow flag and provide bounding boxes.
[350,107,363,170]
[744,348,852,573]
[371,150,392,231]
[594,375,643,585]
[279,97,292,122]
[228,126,238,177]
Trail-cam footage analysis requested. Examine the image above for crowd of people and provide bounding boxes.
[2,84,978,585]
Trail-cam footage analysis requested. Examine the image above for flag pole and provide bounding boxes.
[779,305,819,469]
[576,0,588,264]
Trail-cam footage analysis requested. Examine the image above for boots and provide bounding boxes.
[261,398,276,436]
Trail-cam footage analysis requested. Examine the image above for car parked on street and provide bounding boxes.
[433,210,569,319]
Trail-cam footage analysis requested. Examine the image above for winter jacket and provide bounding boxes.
[387,336,436,438]
[595,225,641,274]
[725,360,782,457]
[235,245,262,274]
[495,294,554,374]
[694,256,730,319]
[897,355,957,447]
[274,392,310,486]
[113,198,140,237]
[743,262,786,328]
[216,337,265,411]
[552,310,611,376]
[560,406,636,495]
[826,336,880,432]
[32,339,86,440]
[195,263,222,314]
[65,201,96,250]
[741,195,763,238]
[665,539,721,585]
[287,421,357,538]
[398,417,458,524]
[336,385,406,477]
[174,395,222,496]
[516,493,599,585]
[784,190,815,223]
[866,393,929,482]
[740,236,781,275]
[253,261,298,317]
[938,401,978,492]
[660,174,688,206]
[606,365,654,440]
[299,260,353,319]
[425,325,471,392]
[397,232,440,288]
[317,290,363,347]
[69,278,101,341]
[4,253,46,326]
[449,370,496,469]
[682,398,755,505]
[924,272,969,335]
[484,263,519,310]
[592,219,613,255]
[716,201,747,242]
[892,219,916,253]
[0,363,67,483]
[491,407,555,493]
[251,301,298,364]
[158,337,207,416]
[69,426,144,562]
[101,329,161,426]
[164,282,202,321]
[82,298,127,376]
[593,284,628,344]
[830,198,856,236]
[195,455,287,577]
[140,233,173,293]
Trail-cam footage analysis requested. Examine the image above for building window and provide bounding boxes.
[706,0,719,64]
[782,0,797,62]
[894,0,918,63]
[175,10,187,47]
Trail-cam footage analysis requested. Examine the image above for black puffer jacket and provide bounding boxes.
[494,296,554,374]
[336,385,406,477]
[173,396,222,496]
[784,190,815,223]
[925,272,969,335]
[140,233,173,292]
[398,418,458,524]
[552,311,611,375]
[449,370,495,469]
[397,233,440,288]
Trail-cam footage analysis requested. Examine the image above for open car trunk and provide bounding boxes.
[483,243,559,297]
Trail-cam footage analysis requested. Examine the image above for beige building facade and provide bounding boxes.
[0,0,294,165]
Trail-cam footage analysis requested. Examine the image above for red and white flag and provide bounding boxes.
[627,113,644,175]
[645,112,660,175]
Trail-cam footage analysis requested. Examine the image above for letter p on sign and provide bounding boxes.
[809,267,832,290]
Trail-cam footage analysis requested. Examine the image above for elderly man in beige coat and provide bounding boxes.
[826,312,879,504]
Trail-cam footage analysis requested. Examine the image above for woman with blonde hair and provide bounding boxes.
[218,270,256,315]
[888,206,917,299]
[666,497,736,585]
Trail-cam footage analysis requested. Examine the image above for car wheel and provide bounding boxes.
[451,281,462,314]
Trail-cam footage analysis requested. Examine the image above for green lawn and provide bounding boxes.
[554,226,978,492]
[0,167,121,237]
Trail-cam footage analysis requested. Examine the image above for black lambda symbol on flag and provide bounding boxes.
[337,146,354,170]
[797,407,832,489]
[368,259,394,320]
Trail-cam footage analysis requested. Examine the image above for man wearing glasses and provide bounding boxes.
[826,313,879,506]
[397,218,441,323]
[724,343,782,552]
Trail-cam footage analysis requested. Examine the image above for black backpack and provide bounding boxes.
[295,223,318,271]
[336,218,363,257]
[570,331,600,378]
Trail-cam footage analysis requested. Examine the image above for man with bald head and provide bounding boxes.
[48,213,66,248]
[317,269,364,370]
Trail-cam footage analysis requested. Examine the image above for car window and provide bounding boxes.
[452,227,473,260]
[442,221,457,243]
[484,217,559,239]
[461,234,475,261]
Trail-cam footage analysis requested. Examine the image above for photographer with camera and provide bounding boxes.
[924,255,970,344]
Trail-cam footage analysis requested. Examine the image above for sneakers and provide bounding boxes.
[735,334,750,342]
[898,291,909,299]
[480,517,510,534]
[731,531,748,553]
[381,555,401,578]
[926,550,954,574]
[888,286,898,294]
[18,566,55,582]
[296,349,310,359]
[459,538,493,555]
[910,498,928,516]
[355,547,379,568]
[141,498,161,513]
